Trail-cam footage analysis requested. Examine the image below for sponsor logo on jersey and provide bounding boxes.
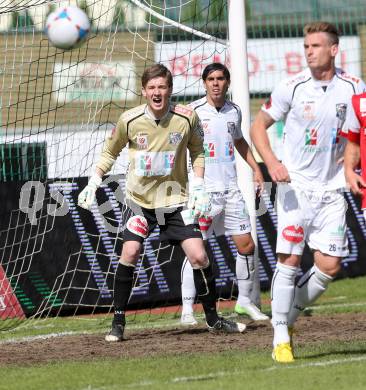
[169,132,182,145]
[127,216,148,238]
[164,153,175,169]
[173,105,193,116]
[360,98,366,114]
[136,133,148,149]
[135,151,176,177]
[225,141,234,157]
[285,73,308,87]
[330,225,346,238]
[282,225,304,243]
[202,121,210,134]
[340,72,360,84]
[331,127,340,145]
[198,216,213,232]
[302,101,315,120]
[204,142,215,157]
[227,122,236,135]
[305,128,317,145]
[139,155,152,171]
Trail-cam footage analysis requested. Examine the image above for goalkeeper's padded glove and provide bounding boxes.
[187,176,211,218]
[78,174,102,210]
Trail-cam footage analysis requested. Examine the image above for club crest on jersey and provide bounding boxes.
[227,122,236,135]
[136,133,148,149]
[169,132,182,145]
[336,103,347,121]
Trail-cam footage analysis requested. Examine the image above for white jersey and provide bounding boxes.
[189,97,243,192]
[262,67,366,190]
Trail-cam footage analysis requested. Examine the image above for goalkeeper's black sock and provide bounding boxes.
[113,262,134,325]
[193,265,219,327]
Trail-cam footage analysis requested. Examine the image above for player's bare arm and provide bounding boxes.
[250,110,290,183]
[192,166,204,180]
[234,137,264,194]
[344,140,366,195]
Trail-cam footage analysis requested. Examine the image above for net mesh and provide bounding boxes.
[1,0,366,330]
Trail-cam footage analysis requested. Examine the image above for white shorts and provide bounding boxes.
[198,189,251,240]
[276,184,349,257]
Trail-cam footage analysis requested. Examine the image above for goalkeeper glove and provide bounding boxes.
[78,174,102,210]
[188,176,211,218]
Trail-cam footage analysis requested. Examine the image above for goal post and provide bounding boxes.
[228,0,261,306]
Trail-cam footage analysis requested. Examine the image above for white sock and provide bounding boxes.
[236,252,254,306]
[288,265,333,327]
[250,257,262,308]
[271,262,298,347]
[181,257,196,314]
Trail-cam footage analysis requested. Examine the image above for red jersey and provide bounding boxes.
[349,93,366,209]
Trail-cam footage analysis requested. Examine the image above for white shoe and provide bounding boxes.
[180,312,198,325]
[235,302,269,321]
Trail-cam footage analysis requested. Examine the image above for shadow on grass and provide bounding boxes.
[299,346,366,361]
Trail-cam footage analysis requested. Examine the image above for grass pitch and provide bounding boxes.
[1,276,366,390]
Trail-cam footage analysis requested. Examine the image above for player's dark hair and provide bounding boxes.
[141,63,173,88]
[202,62,230,82]
[303,21,339,45]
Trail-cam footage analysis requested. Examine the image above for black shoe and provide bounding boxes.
[105,321,124,342]
[207,317,246,333]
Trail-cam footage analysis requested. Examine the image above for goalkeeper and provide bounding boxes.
[78,63,246,342]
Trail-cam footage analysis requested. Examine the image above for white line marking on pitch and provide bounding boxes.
[309,302,366,310]
[123,356,366,388]
[265,355,366,371]
[0,320,184,344]
[0,331,93,344]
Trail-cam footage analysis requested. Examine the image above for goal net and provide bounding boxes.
[0,0,236,330]
[1,0,366,331]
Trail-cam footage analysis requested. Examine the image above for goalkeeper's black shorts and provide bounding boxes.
[123,201,202,245]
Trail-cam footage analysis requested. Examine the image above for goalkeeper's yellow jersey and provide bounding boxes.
[96,104,204,209]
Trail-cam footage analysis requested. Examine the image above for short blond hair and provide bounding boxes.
[303,21,339,45]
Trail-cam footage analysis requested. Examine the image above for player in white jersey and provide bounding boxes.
[78,64,246,342]
[180,62,269,326]
[250,21,366,363]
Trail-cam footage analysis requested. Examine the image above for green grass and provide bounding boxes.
[3,343,366,390]
[1,275,366,390]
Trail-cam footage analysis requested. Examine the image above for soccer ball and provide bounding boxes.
[45,6,90,50]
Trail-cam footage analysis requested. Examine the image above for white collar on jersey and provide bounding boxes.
[204,97,228,112]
